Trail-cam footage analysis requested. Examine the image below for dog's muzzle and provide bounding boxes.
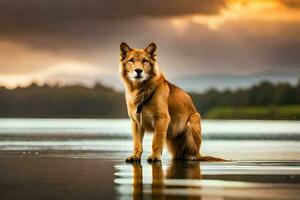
[133,69,144,79]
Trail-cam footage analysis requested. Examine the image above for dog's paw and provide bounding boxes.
[147,154,161,163]
[182,155,197,161]
[125,155,141,163]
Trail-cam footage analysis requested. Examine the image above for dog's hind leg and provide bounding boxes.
[183,112,202,160]
[166,132,186,160]
[166,112,201,160]
[186,112,228,162]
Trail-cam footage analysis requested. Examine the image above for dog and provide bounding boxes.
[119,42,225,162]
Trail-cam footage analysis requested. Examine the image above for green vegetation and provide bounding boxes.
[191,79,300,120]
[206,105,300,120]
[0,79,300,119]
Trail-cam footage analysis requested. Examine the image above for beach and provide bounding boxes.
[0,119,300,199]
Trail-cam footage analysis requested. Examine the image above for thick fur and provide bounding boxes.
[119,42,225,162]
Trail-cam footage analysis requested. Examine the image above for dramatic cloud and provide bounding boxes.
[283,0,300,7]
[0,0,299,89]
[0,0,225,49]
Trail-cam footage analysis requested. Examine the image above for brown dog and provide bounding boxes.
[119,42,225,162]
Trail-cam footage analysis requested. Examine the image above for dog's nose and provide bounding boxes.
[135,69,143,74]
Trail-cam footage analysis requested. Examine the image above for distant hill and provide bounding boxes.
[170,69,300,92]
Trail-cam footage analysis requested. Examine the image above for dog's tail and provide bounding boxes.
[197,155,229,162]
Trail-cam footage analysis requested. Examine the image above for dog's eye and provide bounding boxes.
[142,59,149,64]
[127,58,134,63]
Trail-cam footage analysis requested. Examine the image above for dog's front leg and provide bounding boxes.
[147,115,170,162]
[126,120,144,162]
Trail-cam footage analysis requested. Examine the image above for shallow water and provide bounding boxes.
[0,118,300,199]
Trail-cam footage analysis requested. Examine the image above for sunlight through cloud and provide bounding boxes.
[171,0,300,31]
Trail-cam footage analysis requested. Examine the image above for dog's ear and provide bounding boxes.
[120,42,131,60]
[144,43,157,59]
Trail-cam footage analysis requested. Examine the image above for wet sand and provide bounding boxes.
[0,155,115,200]
[0,150,300,200]
[0,119,300,199]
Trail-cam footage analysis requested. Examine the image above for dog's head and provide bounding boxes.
[119,42,160,83]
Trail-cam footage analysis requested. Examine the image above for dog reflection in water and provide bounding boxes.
[131,161,202,200]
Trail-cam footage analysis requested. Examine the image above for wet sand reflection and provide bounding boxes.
[129,161,202,200]
[115,161,300,200]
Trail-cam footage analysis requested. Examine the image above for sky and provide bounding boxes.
[0,0,299,91]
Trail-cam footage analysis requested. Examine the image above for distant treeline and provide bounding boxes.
[0,79,300,119]
[191,79,300,116]
[0,83,127,118]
